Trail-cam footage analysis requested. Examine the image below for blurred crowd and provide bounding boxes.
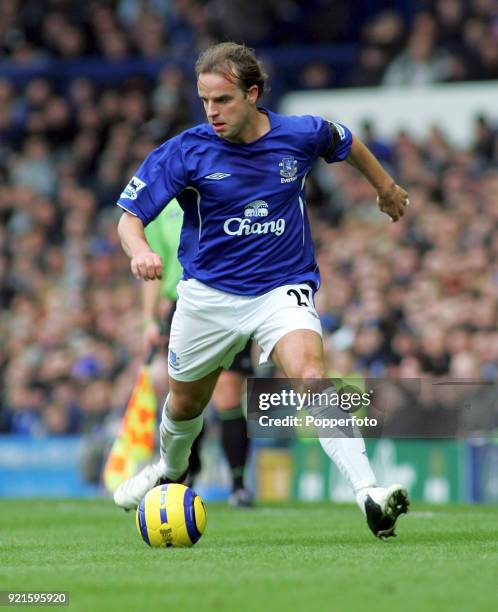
[314,118,498,381]
[0,0,497,86]
[1,0,498,436]
[348,0,498,87]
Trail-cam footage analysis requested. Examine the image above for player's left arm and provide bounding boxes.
[345,135,409,222]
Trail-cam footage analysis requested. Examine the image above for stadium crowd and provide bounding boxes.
[1,0,498,436]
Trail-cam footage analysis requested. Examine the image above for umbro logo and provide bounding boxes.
[205,173,231,180]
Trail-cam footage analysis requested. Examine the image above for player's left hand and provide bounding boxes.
[376,184,409,222]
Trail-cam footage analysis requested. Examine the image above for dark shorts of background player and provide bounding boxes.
[164,300,254,377]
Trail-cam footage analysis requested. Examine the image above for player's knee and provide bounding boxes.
[168,392,207,420]
[298,362,326,379]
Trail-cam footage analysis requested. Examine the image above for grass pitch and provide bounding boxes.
[1,500,497,612]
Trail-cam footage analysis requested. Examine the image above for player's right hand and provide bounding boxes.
[130,252,163,281]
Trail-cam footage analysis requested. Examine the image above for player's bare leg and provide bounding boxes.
[271,329,409,539]
[114,369,221,510]
[270,328,326,379]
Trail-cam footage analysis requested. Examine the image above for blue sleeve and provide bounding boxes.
[315,118,353,163]
[116,136,187,225]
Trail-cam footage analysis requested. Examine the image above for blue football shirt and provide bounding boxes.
[117,109,352,296]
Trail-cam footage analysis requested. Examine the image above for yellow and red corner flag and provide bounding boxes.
[103,364,157,493]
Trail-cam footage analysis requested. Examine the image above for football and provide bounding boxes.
[136,483,207,548]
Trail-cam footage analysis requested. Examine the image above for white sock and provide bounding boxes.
[319,436,377,515]
[158,395,204,481]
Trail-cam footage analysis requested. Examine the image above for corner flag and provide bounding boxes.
[102,360,157,493]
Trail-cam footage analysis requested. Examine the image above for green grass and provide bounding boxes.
[1,500,497,612]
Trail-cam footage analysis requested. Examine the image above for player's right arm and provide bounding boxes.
[117,212,163,281]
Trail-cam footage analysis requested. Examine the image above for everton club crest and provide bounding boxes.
[279,156,298,183]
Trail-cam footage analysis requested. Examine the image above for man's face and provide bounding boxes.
[197,72,258,143]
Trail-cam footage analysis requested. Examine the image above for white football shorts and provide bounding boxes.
[168,279,322,381]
